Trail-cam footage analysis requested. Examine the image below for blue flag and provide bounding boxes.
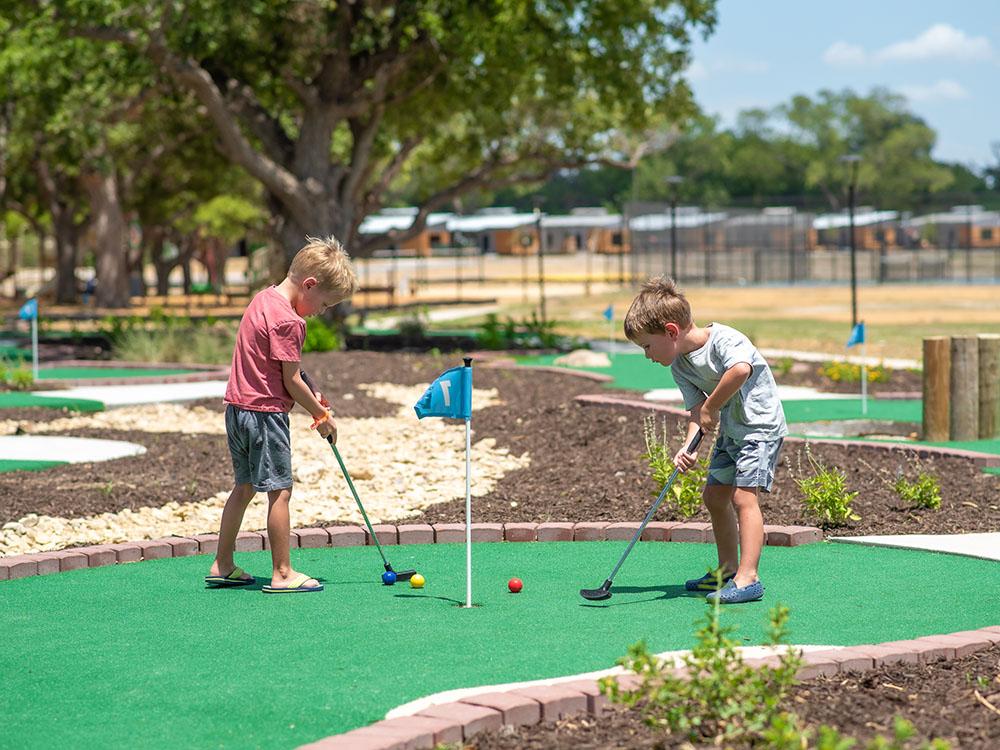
[18,298,37,321]
[847,321,865,348]
[602,304,613,322]
[414,365,472,419]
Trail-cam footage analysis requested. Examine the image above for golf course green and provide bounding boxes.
[1,540,997,749]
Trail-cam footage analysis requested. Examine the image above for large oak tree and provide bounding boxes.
[48,0,716,261]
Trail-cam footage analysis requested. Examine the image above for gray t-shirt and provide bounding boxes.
[670,323,787,442]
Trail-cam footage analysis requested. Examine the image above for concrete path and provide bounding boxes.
[31,380,227,408]
[831,533,1000,563]
[0,435,146,463]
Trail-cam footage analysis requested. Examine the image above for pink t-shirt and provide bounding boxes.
[224,286,305,412]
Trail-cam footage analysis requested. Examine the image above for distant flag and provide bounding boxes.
[602,304,613,322]
[414,359,475,608]
[414,365,472,420]
[846,321,865,348]
[18,298,37,321]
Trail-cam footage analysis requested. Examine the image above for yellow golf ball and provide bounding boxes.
[409,573,425,589]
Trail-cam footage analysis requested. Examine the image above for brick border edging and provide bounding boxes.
[297,626,1000,749]
[576,394,1000,469]
[0,520,822,581]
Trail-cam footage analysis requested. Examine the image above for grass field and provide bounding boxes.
[427,284,1000,361]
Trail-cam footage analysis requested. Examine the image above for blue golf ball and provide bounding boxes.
[381,571,397,586]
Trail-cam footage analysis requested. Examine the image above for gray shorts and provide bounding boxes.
[706,434,784,492]
[225,404,292,492]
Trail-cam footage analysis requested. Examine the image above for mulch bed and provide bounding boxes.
[469,645,1000,749]
[0,351,997,535]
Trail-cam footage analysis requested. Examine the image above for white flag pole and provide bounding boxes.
[607,315,614,360]
[31,312,39,381]
[861,340,868,416]
[463,357,473,608]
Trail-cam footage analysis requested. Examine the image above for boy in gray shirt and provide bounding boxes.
[624,276,787,604]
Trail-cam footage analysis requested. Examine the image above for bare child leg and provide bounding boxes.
[266,488,319,589]
[703,484,739,577]
[731,485,764,588]
[209,482,256,579]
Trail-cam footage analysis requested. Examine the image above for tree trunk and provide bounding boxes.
[82,170,130,308]
[52,210,79,304]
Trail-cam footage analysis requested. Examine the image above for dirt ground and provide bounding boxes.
[1,352,996,536]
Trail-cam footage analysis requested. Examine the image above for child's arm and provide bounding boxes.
[700,362,752,433]
[280,361,337,441]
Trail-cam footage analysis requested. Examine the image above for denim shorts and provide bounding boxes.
[225,404,292,492]
[706,434,784,492]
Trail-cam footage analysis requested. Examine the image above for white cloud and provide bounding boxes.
[876,24,993,63]
[898,79,970,102]
[686,60,709,81]
[822,24,993,68]
[823,41,867,67]
[686,58,770,81]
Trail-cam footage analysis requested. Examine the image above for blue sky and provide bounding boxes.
[687,0,1000,167]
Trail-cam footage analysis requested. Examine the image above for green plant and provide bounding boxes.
[602,592,802,746]
[792,444,860,526]
[774,356,795,378]
[820,360,891,384]
[894,472,942,510]
[398,307,429,339]
[303,317,340,353]
[9,366,34,390]
[112,324,236,364]
[641,416,706,518]
[763,712,951,749]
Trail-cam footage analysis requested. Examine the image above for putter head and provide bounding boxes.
[390,568,417,581]
[579,579,613,601]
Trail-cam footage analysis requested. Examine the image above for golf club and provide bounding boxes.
[300,369,416,581]
[580,429,703,601]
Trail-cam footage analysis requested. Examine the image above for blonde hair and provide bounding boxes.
[288,235,359,297]
[623,276,692,340]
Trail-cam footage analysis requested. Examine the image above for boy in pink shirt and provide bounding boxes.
[205,236,358,593]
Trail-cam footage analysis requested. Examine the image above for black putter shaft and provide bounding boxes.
[300,369,415,580]
[580,429,704,601]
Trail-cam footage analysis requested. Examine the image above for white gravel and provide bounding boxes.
[0,383,529,556]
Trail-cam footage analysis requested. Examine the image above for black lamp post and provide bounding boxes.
[665,175,683,280]
[840,155,861,328]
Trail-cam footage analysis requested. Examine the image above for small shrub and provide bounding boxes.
[602,591,802,746]
[763,712,951,750]
[820,360,891,384]
[774,356,795,378]
[9,366,34,390]
[641,416,706,518]
[303,317,340,352]
[894,472,942,510]
[792,444,860,526]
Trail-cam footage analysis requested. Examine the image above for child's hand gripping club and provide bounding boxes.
[299,369,337,443]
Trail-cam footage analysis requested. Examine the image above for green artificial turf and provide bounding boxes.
[515,352,676,391]
[0,459,67,472]
[781,398,922,424]
[36,367,195,380]
[0,393,104,412]
[1,540,997,750]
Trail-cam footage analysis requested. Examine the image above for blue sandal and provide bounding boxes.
[706,579,764,604]
[684,570,735,591]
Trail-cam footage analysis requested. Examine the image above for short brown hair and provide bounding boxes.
[623,276,692,339]
[288,235,359,297]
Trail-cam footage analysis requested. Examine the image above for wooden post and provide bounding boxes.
[922,337,950,441]
[978,334,1000,439]
[949,336,979,441]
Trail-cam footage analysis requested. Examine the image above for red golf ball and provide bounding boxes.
[508,577,523,593]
